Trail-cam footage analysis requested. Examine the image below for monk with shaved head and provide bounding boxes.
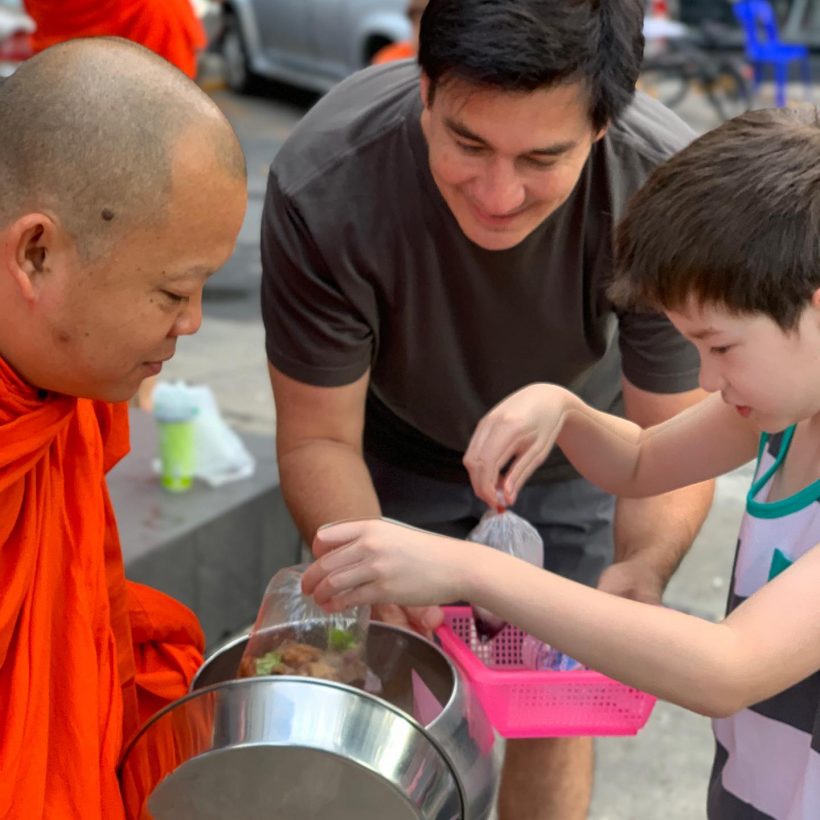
[0,38,246,818]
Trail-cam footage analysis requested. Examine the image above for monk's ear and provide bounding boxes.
[4,213,60,303]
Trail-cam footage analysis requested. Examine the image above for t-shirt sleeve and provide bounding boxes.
[608,97,700,395]
[617,310,701,394]
[260,171,375,387]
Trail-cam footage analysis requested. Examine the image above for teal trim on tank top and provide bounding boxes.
[747,425,820,519]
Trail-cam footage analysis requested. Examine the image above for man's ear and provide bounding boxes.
[810,287,820,314]
[3,213,57,303]
[419,71,431,109]
[594,122,609,143]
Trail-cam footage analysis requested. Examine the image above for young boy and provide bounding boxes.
[302,105,820,819]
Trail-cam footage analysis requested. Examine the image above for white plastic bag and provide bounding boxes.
[467,507,544,641]
[152,381,255,487]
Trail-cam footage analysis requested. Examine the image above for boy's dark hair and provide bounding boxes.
[417,0,645,131]
[612,107,820,331]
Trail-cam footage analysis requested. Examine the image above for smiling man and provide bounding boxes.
[0,38,246,818]
[261,1,712,817]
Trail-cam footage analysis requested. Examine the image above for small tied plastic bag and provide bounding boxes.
[238,564,381,692]
[467,500,544,641]
[238,563,380,690]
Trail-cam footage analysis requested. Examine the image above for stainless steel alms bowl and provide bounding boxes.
[120,622,497,819]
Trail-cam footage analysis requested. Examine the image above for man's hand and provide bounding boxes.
[596,558,665,605]
[370,603,444,639]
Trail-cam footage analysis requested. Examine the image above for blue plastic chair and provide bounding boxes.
[732,0,812,107]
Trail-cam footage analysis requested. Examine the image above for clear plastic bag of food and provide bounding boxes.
[237,563,378,689]
[467,505,544,642]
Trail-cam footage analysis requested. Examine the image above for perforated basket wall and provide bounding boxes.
[436,607,656,738]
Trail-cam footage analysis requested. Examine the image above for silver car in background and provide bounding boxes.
[219,0,412,94]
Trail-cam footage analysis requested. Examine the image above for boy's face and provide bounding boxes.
[420,76,606,251]
[667,299,820,433]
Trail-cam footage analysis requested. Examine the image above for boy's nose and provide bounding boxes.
[698,363,725,394]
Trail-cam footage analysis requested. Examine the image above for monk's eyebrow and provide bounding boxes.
[444,116,577,157]
[162,266,215,281]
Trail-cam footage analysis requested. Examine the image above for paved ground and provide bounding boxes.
[158,65,808,818]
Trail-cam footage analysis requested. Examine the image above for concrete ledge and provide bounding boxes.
[108,409,302,646]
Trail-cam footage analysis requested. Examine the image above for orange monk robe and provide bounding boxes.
[24,0,206,78]
[371,40,416,65]
[0,356,204,820]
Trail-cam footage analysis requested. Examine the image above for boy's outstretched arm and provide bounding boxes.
[600,380,714,604]
[303,519,820,718]
[464,384,758,506]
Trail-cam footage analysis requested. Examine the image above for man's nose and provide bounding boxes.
[473,160,526,215]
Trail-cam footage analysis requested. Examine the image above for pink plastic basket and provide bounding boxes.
[436,606,656,739]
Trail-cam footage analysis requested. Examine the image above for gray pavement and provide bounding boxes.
[158,66,795,818]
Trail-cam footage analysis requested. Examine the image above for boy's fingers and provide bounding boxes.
[503,447,541,502]
[312,519,370,557]
[466,429,519,506]
[311,562,373,606]
[302,541,361,594]
[322,584,383,614]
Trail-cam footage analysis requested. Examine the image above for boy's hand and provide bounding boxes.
[464,384,571,507]
[302,518,470,612]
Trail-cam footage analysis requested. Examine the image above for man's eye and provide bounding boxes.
[525,157,555,170]
[456,141,484,155]
[710,345,732,355]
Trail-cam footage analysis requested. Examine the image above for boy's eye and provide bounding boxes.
[710,345,732,355]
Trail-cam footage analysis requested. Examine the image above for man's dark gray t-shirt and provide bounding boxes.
[261,61,700,484]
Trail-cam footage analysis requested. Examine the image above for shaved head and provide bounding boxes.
[0,37,245,258]
[0,38,248,401]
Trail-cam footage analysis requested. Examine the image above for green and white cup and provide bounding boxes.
[153,383,199,493]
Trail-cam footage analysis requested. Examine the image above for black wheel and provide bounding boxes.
[638,65,691,110]
[704,62,752,121]
[220,12,260,94]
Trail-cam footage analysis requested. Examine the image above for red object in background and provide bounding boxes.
[23,0,205,78]
[0,30,33,62]
[650,0,670,16]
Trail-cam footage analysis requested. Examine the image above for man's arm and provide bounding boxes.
[270,363,442,632]
[269,363,380,540]
[600,379,715,603]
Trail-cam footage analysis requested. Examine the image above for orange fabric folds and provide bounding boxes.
[24,0,206,78]
[128,580,205,729]
[0,357,204,819]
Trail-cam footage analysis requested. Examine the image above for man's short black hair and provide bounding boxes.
[417,0,645,131]
[612,106,820,331]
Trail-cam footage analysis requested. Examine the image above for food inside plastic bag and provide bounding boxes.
[238,563,380,690]
[467,507,544,642]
